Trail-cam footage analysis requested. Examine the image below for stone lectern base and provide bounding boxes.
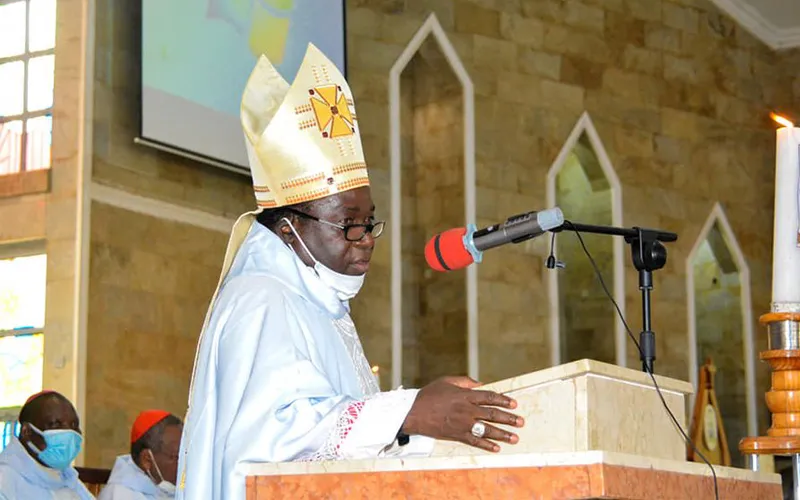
[244,451,781,499]
[244,360,778,498]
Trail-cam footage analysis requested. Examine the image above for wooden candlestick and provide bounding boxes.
[740,312,800,462]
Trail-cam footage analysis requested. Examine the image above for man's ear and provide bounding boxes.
[18,422,31,441]
[278,217,297,244]
[139,447,155,471]
[19,422,45,450]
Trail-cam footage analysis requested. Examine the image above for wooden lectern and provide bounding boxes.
[245,360,780,499]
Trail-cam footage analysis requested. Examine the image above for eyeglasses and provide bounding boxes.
[286,208,385,242]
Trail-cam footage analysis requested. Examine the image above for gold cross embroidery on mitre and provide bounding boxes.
[309,84,355,139]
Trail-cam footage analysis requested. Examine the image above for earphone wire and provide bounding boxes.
[559,220,720,500]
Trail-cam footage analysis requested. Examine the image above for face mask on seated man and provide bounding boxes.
[0,390,94,500]
[175,43,524,500]
[98,410,183,500]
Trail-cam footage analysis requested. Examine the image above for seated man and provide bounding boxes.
[0,390,94,499]
[177,44,524,500]
[99,410,182,500]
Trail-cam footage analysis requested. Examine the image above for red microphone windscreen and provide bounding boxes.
[424,228,474,272]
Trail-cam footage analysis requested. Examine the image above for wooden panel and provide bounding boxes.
[76,466,110,496]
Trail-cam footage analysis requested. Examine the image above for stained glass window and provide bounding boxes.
[0,0,56,176]
[0,253,46,451]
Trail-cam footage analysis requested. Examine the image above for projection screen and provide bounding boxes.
[140,0,346,174]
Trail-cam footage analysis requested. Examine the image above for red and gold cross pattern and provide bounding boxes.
[242,45,370,210]
[307,84,356,139]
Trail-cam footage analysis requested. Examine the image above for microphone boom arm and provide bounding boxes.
[551,221,677,243]
[551,220,677,375]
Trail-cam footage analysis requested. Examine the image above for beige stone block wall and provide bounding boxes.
[694,256,746,465]
[556,151,616,365]
[395,39,467,387]
[0,195,46,242]
[345,0,799,434]
[84,202,227,467]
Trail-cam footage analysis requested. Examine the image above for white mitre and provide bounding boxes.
[215,43,369,287]
[242,42,369,208]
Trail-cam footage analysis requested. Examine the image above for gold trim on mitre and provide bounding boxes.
[241,43,369,209]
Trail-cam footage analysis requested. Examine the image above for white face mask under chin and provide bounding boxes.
[282,218,366,301]
[146,449,176,497]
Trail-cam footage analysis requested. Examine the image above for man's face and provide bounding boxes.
[20,396,81,463]
[287,186,377,276]
[150,424,182,485]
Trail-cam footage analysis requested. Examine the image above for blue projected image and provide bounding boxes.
[141,0,345,169]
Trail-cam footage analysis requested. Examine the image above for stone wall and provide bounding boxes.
[82,0,800,424]
[693,237,748,466]
[556,148,615,365]
[0,195,46,243]
[345,0,798,432]
[84,202,228,466]
[398,39,467,386]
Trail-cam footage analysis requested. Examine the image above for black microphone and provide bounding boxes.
[425,207,565,272]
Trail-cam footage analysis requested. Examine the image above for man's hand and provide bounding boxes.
[401,376,524,452]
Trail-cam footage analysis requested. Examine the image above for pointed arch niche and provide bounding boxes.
[546,113,625,367]
[686,203,756,466]
[389,14,476,388]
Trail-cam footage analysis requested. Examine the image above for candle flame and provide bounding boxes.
[771,112,794,128]
[371,365,379,374]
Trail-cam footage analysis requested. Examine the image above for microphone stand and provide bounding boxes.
[551,222,677,374]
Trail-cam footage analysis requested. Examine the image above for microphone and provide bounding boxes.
[425,207,565,272]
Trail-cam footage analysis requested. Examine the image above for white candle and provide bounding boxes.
[771,115,800,307]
